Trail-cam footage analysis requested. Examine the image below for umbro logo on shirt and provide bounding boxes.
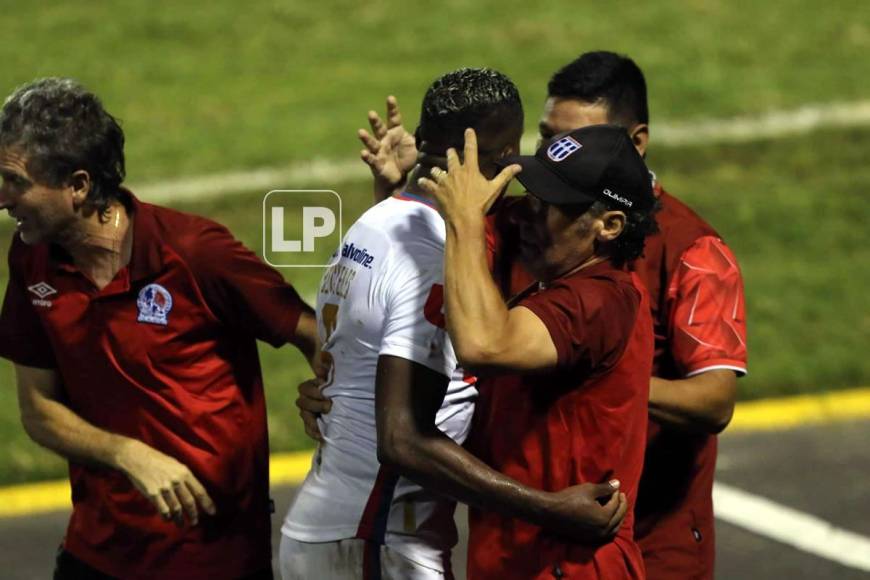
[28,282,57,307]
[28,282,57,299]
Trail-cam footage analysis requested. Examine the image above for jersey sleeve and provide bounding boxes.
[668,236,748,377]
[378,240,456,378]
[184,221,312,348]
[0,243,57,369]
[519,275,640,376]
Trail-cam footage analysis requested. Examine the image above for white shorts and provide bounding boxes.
[279,535,453,580]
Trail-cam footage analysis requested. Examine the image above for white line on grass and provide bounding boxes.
[713,481,870,572]
[136,100,870,204]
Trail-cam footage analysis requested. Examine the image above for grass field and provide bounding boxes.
[0,0,868,484]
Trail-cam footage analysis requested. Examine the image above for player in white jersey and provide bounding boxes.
[282,69,628,579]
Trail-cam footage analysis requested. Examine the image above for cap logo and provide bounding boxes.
[602,188,632,207]
[546,136,582,162]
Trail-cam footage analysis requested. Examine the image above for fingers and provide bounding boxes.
[590,479,620,503]
[153,492,172,522]
[463,128,478,169]
[368,111,388,140]
[604,493,629,538]
[446,147,460,172]
[484,164,522,213]
[300,409,323,442]
[357,129,380,154]
[174,480,199,525]
[160,487,184,526]
[297,379,331,414]
[417,176,438,197]
[185,474,217,517]
[386,95,402,128]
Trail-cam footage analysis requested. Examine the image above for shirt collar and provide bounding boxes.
[47,190,165,281]
[126,192,166,281]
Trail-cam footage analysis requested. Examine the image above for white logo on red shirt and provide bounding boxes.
[28,282,57,307]
[28,282,57,299]
[137,284,173,326]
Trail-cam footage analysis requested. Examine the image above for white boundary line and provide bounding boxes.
[135,100,870,204]
[714,481,870,572]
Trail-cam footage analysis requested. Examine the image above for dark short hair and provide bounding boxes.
[586,198,660,268]
[548,51,649,127]
[417,68,523,149]
[0,78,127,212]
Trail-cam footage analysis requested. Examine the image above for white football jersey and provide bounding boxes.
[281,195,477,572]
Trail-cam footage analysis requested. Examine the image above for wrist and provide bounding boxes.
[112,437,141,473]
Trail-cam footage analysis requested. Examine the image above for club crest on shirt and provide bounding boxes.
[137,283,173,326]
[547,136,582,162]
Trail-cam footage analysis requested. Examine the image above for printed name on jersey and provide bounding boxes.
[319,263,357,299]
[137,283,174,326]
[341,243,376,269]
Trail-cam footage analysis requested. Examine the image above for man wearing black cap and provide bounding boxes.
[419,124,658,580]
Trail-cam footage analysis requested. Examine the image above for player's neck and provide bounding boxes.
[399,170,439,207]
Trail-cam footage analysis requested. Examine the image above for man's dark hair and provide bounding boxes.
[548,52,649,127]
[586,198,660,268]
[0,77,127,213]
[417,68,523,149]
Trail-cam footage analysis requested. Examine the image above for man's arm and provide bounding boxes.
[649,370,737,434]
[419,129,555,372]
[649,236,746,433]
[375,355,626,541]
[15,363,216,526]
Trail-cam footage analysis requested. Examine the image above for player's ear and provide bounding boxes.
[595,210,626,242]
[628,123,649,158]
[68,170,91,210]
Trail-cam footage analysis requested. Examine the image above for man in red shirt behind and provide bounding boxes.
[0,78,317,579]
[420,125,659,579]
[540,53,748,579]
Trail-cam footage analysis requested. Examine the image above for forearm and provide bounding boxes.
[443,217,512,365]
[291,308,319,363]
[648,370,737,433]
[382,428,559,527]
[21,395,139,471]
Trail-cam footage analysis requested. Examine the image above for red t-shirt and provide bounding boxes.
[0,195,308,579]
[632,185,748,579]
[466,261,653,580]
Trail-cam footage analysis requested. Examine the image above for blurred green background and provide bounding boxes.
[0,0,868,484]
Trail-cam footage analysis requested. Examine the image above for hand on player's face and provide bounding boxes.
[358,96,418,190]
[417,128,521,222]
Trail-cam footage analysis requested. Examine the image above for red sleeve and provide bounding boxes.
[0,244,57,369]
[519,275,640,376]
[667,236,748,377]
[183,221,312,348]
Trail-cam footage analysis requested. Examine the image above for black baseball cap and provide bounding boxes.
[499,124,655,211]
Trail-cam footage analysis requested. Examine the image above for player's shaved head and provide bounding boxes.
[417,68,523,153]
[416,68,524,178]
